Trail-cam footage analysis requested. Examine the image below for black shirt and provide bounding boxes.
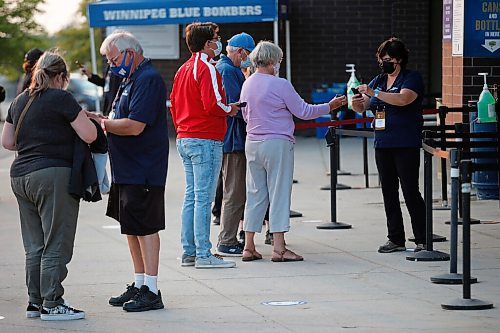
[7,89,81,177]
[368,69,424,148]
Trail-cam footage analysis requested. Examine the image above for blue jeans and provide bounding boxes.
[176,138,223,259]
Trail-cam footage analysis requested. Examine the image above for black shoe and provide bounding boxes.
[264,230,272,245]
[238,230,245,246]
[212,216,220,225]
[123,285,164,312]
[26,302,41,318]
[109,283,139,306]
[378,240,406,253]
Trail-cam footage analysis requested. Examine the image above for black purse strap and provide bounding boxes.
[14,94,36,147]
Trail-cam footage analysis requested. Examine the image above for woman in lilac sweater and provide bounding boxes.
[240,41,346,262]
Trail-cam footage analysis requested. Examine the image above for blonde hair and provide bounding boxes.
[29,50,68,96]
[249,41,282,68]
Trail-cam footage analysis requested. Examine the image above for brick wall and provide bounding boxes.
[463,57,500,104]
[442,44,499,124]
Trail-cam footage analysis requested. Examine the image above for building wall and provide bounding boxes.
[153,0,433,104]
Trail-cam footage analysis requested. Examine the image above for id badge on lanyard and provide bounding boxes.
[374,105,386,131]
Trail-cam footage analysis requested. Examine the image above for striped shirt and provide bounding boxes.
[170,52,231,141]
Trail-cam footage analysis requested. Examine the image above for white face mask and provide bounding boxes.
[273,62,280,76]
[211,40,222,57]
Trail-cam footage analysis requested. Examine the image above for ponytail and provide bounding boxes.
[29,50,68,96]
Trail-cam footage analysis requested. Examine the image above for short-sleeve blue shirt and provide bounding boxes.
[368,69,424,148]
[108,59,169,186]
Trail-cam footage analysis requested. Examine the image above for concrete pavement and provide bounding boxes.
[0,132,499,333]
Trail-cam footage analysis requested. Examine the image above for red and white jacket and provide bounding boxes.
[170,52,231,141]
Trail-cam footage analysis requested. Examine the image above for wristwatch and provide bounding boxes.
[374,89,380,98]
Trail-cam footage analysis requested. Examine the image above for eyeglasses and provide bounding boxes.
[107,50,125,66]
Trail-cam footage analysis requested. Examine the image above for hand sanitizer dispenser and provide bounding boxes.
[346,64,360,110]
[477,73,497,123]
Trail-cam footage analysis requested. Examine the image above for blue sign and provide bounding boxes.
[87,0,277,27]
[464,0,500,57]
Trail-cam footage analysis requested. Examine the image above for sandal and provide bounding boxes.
[242,249,262,262]
[271,249,304,262]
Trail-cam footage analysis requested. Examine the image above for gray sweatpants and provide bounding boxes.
[244,139,294,233]
[11,167,80,308]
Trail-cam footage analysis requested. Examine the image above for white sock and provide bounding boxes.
[144,274,158,295]
[134,273,144,287]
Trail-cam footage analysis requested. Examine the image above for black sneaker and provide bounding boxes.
[264,230,272,245]
[123,285,164,312]
[217,243,243,257]
[109,283,139,306]
[26,302,41,318]
[212,216,220,225]
[378,240,406,253]
[238,230,245,246]
[40,304,85,321]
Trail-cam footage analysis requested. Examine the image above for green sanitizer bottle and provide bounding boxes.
[477,73,497,123]
[346,64,360,110]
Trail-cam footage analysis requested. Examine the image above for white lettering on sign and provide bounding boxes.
[169,7,201,18]
[203,5,262,17]
[103,8,167,21]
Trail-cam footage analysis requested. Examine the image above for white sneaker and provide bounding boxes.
[195,254,236,269]
[40,303,85,321]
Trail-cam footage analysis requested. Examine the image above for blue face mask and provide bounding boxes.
[110,51,134,78]
[240,58,251,69]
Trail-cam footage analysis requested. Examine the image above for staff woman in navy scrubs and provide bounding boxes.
[352,37,426,253]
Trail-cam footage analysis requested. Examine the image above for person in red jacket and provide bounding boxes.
[170,22,238,269]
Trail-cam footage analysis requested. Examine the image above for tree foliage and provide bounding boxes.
[55,0,103,74]
[0,0,49,80]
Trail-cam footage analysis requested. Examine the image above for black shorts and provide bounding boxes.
[106,183,165,236]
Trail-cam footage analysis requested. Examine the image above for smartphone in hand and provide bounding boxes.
[237,102,247,107]
[351,87,361,96]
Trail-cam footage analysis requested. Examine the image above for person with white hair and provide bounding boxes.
[240,41,346,262]
[89,31,169,312]
[215,32,255,257]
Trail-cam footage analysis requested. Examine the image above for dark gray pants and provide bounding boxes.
[11,167,79,308]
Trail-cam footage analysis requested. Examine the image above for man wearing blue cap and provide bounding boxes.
[215,32,255,257]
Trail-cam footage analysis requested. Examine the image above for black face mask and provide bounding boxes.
[381,61,396,74]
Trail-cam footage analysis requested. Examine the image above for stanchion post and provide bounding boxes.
[362,111,369,188]
[431,149,477,284]
[441,160,493,310]
[439,106,449,208]
[446,121,481,225]
[317,127,352,230]
[462,161,472,298]
[425,139,434,250]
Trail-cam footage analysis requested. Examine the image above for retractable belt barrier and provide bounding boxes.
[407,108,497,310]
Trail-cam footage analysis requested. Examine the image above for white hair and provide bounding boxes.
[100,31,143,55]
[249,41,282,68]
[226,45,239,53]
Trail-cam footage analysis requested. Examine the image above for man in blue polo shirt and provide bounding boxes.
[91,31,168,312]
[215,32,255,256]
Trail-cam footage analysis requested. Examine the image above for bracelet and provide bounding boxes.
[374,89,380,98]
